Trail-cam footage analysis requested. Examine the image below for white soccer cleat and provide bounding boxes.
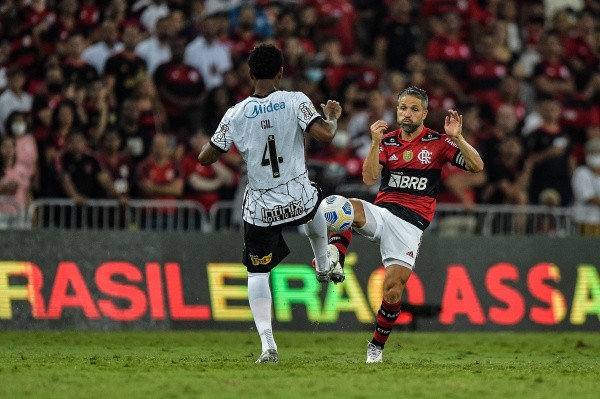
[255,349,279,364]
[327,244,345,284]
[366,342,383,364]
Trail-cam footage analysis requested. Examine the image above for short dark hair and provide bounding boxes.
[398,86,429,109]
[248,43,283,80]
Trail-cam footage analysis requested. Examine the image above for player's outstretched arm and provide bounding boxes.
[198,143,222,166]
[444,109,484,173]
[308,100,342,142]
[362,120,386,186]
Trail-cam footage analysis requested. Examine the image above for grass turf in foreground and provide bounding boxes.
[0,331,598,399]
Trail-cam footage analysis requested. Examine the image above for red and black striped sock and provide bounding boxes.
[328,229,352,267]
[371,300,402,349]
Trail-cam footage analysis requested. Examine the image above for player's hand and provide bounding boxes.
[444,109,463,139]
[369,120,387,144]
[321,100,342,120]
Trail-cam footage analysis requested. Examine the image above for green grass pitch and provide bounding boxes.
[0,331,598,399]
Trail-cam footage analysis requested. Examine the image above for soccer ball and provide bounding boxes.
[320,195,354,233]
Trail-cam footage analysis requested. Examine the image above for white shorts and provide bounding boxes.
[353,200,423,270]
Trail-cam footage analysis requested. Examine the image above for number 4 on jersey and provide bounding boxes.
[262,135,284,178]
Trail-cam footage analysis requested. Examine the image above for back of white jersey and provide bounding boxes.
[210,90,321,226]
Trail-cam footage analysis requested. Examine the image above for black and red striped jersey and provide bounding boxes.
[375,127,468,228]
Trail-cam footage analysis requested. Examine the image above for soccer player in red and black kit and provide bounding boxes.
[326,86,484,363]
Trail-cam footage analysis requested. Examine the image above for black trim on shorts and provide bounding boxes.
[241,182,323,272]
[376,202,430,231]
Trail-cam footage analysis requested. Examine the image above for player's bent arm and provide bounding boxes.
[453,135,485,173]
[198,142,223,166]
[362,144,383,186]
[308,118,338,143]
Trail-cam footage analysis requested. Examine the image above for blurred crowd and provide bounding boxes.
[0,0,599,233]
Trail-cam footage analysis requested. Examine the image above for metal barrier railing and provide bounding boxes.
[431,203,575,236]
[27,199,209,232]
[0,196,29,229]
[9,198,581,236]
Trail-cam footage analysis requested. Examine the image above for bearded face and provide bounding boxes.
[397,95,427,134]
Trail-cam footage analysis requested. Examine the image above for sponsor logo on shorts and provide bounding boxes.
[261,200,304,223]
[250,253,273,266]
[406,250,414,258]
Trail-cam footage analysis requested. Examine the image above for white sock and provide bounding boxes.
[248,272,277,352]
[302,207,329,272]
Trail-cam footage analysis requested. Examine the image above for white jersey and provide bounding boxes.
[210,90,322,226]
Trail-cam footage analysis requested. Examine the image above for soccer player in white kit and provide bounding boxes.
[199,43,342,364]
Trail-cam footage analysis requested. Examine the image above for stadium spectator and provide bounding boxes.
[118,97,148,166]
[496,0,523,57]
[374,0,421,73]
[61,33,99,89]
[184,12,233,90]
[139,0,170,34]
[478,104,520,164]
[228,5,261,63]
[425,11,472,83]
[34,0,80,58]
[531,31,575,100]
[305,0,357,56]
[82,79,110,149]
[132,77,167,137]
[81,19,123,75]
[135,14,173,75]
[56,131,121,204]
[181,131,234,212]
[97,129,133,199]
[0,135,34,215]
[37,99,82,198]
[202,86,236,136]
[153,36,205,135]
[480,135,531,207]
[524,96,575,206]
[104,23,147,108]
[347,89,396,160]
[571,138,600,235]
[4,111,38,192]
[0,67,33,136]
[78,0,100,32]
[0,41,8,92]
[324,86,483,363]
[30,65,66,142]
[467,34,510,105]
[136,133,184,228]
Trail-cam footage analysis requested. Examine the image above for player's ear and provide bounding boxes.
[277,67,283,79]
[423,109,428,120]
[248,67,255,82]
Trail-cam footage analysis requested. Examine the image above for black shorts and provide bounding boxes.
[242,184,323,273]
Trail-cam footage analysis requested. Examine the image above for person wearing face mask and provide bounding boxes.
[571,138,600,236]
[4,111,38,188]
